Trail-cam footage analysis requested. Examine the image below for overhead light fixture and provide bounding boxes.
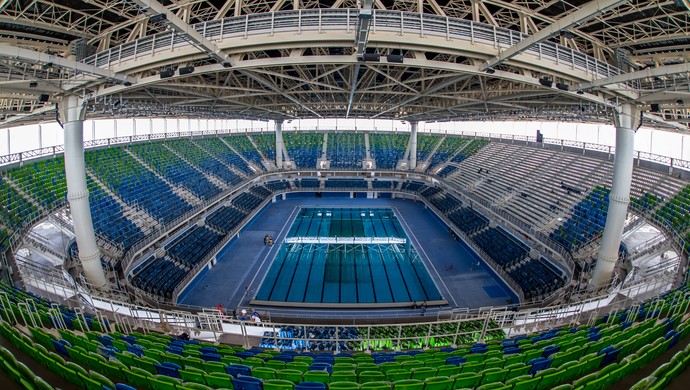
[555,82,569,91]
[360,53,380,62]
[651,103,661,112]
[222,62,232,68]
[576,90,584,95]
[387,54,404,63]
[539,77,553,87]
[179,66,195,75]
[29,81,38,88]
[38,94,50,103]
[123,81,132,87]
[485,68,496,74]
[159,69,175,79]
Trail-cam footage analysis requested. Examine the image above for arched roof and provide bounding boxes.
[0,0,688,129]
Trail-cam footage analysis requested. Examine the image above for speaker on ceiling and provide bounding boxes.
[159,69,175,79]
[38,94,50,103]
[651,103,660,113]
[179,66,195,75]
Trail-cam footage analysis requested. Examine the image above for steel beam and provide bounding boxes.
[578,63,690,91]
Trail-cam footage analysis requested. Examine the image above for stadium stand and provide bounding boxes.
[369,133,409,170]
[325,179,368,189]
[166,140,243,186]
[195,137,257,176]
[328,133,366,169]
[85,147,194,224]
[252,134,277,162]
[415,135,440,164]
[654,185,690,233]
[426,137,470,173]
[206,206,247,234]
[294,178,321,189]
[284,133,323,169]
[550,186,610,252]
[128,143,222,201]
[222,136,266,170]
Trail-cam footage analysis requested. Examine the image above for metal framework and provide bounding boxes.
[0,0,687,130]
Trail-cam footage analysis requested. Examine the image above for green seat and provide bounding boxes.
[304,370,331,384]
[360,381,391,390]
[183,382,212,390]
[535,367,563,390]
[334,364,358,373]
[379,363,402,374]
[424,360,445,369]
[504,363,530,381]
[103,360,127,381]
[335,357,356,364]
[90,370,116,390]
[332,371,358,383]
[124,367,154,390]
[78,372,104,390]
[265,360,287,370]
[252,367,278,381]
[423,376,453,390]
[572,373,599,389]
[245,357,267,368]
[287,362,310,373]
[180,367,207,385]
[293,356,314,365]
[183,357,206,371]
[458,362,483,374]
[136,356,161,375]
[386,369,411,382]
[393,379,424,390]
[355,356,375,364]
[204,372,233,388]
[359,371,387,384]
[479,368,507,385]
[507,374,540,390]
[402,361,425,370]
[551,385,573,390]
[328,381,360,390]
[33,376,54,390]
[436,366,460,377]
[221,356,242,365]
[277,369,303,384]
[356,363,380,375]
[411,367,437,380]
[482,358,504,371]
[450,372,481,389]
[264,379,295,390]
[475,383,510,390]
[395,356,414,363]
[203,361,227,374]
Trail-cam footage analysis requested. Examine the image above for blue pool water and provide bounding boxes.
[255,208,442,305]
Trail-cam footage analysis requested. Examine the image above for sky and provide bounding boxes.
[0,118,688,163]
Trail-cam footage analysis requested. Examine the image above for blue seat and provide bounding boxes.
[115,384,137,390]
[542,345,561,358]
[445,357,466,366]
[201,353,221,362]
[273,355,294,363]
[226,364,252,377]
[155,362,181,378]
[600,347,622,367]
[527,357,553,375]
[309,363,332,374]
[296,382,327,390]
[232,376,264,390]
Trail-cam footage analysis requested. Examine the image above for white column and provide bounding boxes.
[591,104,639,288]
[275,120,284,169]
[62,95,108,289]
[409,121,419,169]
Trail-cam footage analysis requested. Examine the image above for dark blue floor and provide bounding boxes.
[178,196,517,314]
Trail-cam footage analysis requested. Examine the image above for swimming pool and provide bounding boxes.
[253,208,444,307]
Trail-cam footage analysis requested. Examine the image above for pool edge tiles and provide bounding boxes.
[251,207,447,308]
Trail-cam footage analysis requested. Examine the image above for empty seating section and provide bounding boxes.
[448,207,489,234]
[369,133,409,169]
[206,206,247,234]
[474,228,529,269]
[631,193,663,213]
[654,185,690,233]
[0,177,39,230]
[88,179,144,251]
[167,140,243,186]
[509,259,565,300]
[131,257,187,299]
[372,180,394,190]
[232,192,265,212]
[426,137,469,172]
[251,185,273,198]
[451,140,489,163]
[86,147,193,224]
[415,134,440,163]
[265,181,292,192]
[221,136,265,171]
[551,186,609,252]
[295,178,320,189]
[128,143,221,201]
[401,181,426,193]
[426,193,462,214]
[3,279,690,390]
[195,137,256,176]
[6,157,66,209]
[253,134,277,161]
[284,132,323,168]
[167,226,224,268]
[325,179,368,189]
[436,165,457,178]
[328,133,365,169]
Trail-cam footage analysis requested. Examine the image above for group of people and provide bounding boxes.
[413,301,428,316]
[216,304,263,323]
[264,234,274,246]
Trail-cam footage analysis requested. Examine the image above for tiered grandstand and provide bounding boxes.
[1,1,689,389]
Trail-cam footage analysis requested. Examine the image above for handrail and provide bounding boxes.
[81,9,620,82]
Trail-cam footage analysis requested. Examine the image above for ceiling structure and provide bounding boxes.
[0,0,689,130]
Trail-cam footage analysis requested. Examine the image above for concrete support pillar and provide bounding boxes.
[62,95,108,289]
[275,120,284,169]
[591,103,639,288]
[409,121,419,169]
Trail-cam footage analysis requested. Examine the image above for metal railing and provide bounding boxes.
[81,9,620,82]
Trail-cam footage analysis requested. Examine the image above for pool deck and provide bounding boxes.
[178,196,518,318]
